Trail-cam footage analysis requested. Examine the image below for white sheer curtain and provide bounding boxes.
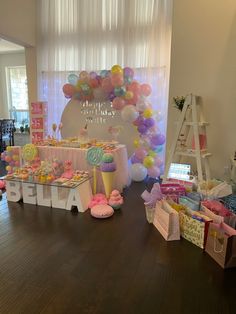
[37,0,172,142]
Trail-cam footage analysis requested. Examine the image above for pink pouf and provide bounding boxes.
[90,204,114,219]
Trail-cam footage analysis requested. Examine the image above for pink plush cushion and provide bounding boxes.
[90,204,114,219]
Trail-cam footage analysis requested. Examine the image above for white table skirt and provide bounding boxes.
[36,145,130,193]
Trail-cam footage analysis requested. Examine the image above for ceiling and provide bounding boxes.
[0,38,24,53]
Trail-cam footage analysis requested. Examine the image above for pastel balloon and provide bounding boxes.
[101,77,113,92]
[147,166,161,178]
[79,71,89,80]
[124,76,133,85]
[133,139,140,148]
[130,154,142,164]
[14,161,20,167]
[134,147,148,160]
[144,118,155,128]
[130,163,147,182]
[155,110,163,122]
[133,116,144,127]
[100,70,109,78]
[154,156,163,167]
[124,91,134,100]
[109,91,116,101]
[127,81,140,94]
[143,156,155,168]
[63,84,76,98]
[143,108,153,118]
[151,133,166,146]
[111,73,124,87]
[136,99,149,112]
[114,86,126,97]
[140,83,152,96]
[111,65,123,74]
[137,124,148,134]
[148,150,157,158]
[68,73,78,85]
[112,97,126,110]
[89,78,99,88]
[121,105,139,123]
[89,71,97,79]
[124,67,134,78]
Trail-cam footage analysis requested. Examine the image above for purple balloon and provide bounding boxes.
[131,154,142,164]
[133,116,144,126]
[109,91,116,101]
[138,124,148,134]
[90,71,97,79]
[150,133,166,146]
[147,166,161,178]
[124,67,134,78]
[144,118,155,128]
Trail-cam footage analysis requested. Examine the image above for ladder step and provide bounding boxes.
[175,150,212,158]
[184,122,209,126]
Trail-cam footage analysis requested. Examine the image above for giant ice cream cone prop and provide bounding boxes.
[101,171,115,198]
[100,153,116,198]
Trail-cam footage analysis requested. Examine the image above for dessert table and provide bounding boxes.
[11,144,131,193]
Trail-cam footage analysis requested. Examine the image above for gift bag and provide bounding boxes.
[205,223,236,268]
[201,205,224,224]
[153,200,180,241]
[179,196,200,211]
[160,183,186,202]
[179,209,212,249]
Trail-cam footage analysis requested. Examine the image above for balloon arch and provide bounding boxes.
[62,65,165,181]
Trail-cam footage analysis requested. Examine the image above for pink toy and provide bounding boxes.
[88,193,108,208]
[0,180,6,190]
[108,189,123,210]
[61,160,74,179]
[91,204,114,219]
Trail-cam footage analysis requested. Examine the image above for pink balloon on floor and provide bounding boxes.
[147,166,160,178]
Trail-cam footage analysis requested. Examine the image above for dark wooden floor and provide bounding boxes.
[1,164,236,313]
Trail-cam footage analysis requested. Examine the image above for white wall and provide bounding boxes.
[168,0,236,179]
[0,52,26,118]
[0,0,37,106]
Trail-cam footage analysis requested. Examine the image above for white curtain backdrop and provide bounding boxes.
[37,0,173,157]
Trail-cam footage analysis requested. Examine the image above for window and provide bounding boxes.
[6,66,29,129]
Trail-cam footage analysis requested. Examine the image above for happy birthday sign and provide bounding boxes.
[80,101,118,124]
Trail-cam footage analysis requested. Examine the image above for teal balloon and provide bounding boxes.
[114,86,126,97]
[68,73,78,85]
[124,76,133,84]
[100,70,109,78]
[155,145,164,153]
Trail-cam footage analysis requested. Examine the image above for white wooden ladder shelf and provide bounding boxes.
[163,94,211,182]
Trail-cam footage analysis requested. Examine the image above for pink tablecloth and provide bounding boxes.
[37,145,131,193]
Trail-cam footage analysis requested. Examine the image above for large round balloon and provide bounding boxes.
[121,105,139,123]
[130,163,147,182]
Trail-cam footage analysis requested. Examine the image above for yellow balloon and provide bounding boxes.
[111,65,123,74]
[143,156,154,168]
[148,150,157,157]
[124,91,134,100]
[143,108,153,118]
[133,139,140,148]
[6,146,12,152]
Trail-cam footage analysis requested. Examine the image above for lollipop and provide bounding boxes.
[22,144,38,162]
[86,147,104,195]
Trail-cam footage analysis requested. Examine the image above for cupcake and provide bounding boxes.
[108,190,123,210]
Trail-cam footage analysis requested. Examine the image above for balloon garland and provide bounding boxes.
[62,65,165,182]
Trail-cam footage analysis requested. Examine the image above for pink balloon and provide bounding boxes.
[127,81,141,94]
[111,73,124,87]
[14,160,20,167]
[147,166,160,178]
[102,77,113,92]
[140,84,152,96]
[62,84,76,98]
[154,156,163,167]
[89,78,99,88]
[112,97,126,110]
[134,147,148,160]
